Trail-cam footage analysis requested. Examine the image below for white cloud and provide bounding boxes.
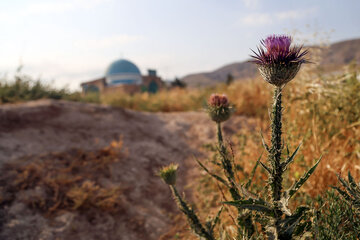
[240,8,317,26]
[275,8,317,21]
[242,0,260,9]
[241,13,272,26]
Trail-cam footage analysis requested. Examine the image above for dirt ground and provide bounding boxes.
[0,100,253,240]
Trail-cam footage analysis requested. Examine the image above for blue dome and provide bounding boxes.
[105,59,141,76]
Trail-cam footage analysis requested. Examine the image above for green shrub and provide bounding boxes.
[0,69,80,104]
[313,190,360,240]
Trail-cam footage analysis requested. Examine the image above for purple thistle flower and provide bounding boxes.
[208,93,229,108]
[206,93,233,123]
[264,35,292,54]
[250,35,309,86]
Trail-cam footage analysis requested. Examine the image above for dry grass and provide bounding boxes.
[0,140,125,215]
[101,87,205,112]
[223,64,360,198]
[100,79,271,119]
[99,62,359,202]
[158,63,360,239]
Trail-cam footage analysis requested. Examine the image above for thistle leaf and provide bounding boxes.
[210,206,223,232]
[281,206,309,226]
[223,199,274,216]
[347,172,360,195]
[280,207,309,238]
[279,206,309,237]
[286,144,290,156]
[260,131,270,153]
[238,183,259,199]
[337,173,357,197]
[333,171,360,206]
[286,156,322,200]
[282,142,302,171]
[245,153,262,189]
[194,157,230,188]
[331,186,353,202]
[259,160,272,175]
[348,171,356,186]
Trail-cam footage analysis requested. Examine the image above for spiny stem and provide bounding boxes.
[269,87,284,227]
[217,122,255,238]
[217,122,240,199]
[170,185,215,240]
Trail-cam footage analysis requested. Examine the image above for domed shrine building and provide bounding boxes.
[81,59,164,94]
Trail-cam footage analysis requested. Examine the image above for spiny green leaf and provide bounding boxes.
[245,153,262,189]
[286,156,322,200]
[348,171,356,187]
[331,186,353,202]
[194,157,230,188]
[224,198,268,207]
[347,172,360,195]
[260,131,270,153]
[223,199,273,216]
[289,206,309,220]
[238,183,259,199]
[333,172,360,206]
[210,206,223,232]
[286,144,290,156]
[282,142,302,171]
[279,207,309,237]
[286,144,290,155]
[338,173,357,198]
[259,160,272,175]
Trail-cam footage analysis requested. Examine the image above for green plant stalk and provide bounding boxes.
[217,122,255,238]
[268,87,284,232]
[170,185,215,240]
[216,122,240,199]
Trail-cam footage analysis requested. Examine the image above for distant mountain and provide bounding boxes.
[181,62,258,87]
[182,38,360,87]
[320,38,360,66]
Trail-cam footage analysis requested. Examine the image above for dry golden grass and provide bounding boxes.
[156,63,360,239]
[101,87,205,112]
[100,78,272,119]
[0,140,125,215]
[99,62,359,199]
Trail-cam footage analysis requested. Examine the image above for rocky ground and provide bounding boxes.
[0,100,254,240]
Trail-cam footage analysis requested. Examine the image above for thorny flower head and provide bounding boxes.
[207,93,233,123]
[208,93,229,108]
[158,163,178,185]
[250,35,309,86]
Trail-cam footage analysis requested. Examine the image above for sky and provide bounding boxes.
[0,0,360,90]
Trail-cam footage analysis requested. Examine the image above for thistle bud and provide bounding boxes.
[158,163,178,185]
[207,93,232,123]
[250,35,308,86]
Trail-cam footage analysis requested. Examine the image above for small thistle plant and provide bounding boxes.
[159,161,219,240]
[159,163,178,185]
[206,93,233,123]
[333,172,360,211]
[159,35,322,240]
